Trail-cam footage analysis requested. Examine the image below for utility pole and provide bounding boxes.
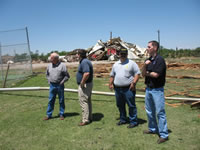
[110,31,112,44]
[157,30,160,49]
[157,30,161,55]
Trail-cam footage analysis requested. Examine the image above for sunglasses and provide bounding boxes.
[120,53,127,55]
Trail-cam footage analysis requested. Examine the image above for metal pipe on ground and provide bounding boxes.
[0,87,200,102]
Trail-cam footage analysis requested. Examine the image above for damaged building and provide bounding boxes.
[66,37,147,62]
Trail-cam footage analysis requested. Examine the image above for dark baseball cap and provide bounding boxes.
[119,48,128,54]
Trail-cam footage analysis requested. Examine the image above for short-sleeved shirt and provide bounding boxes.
[76,58,93,85]
[145,54,166,88]
[110,59,141,87]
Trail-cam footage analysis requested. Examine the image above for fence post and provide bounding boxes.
[3,62,10,88]
[0,42,4,87]
[25,27,33,75]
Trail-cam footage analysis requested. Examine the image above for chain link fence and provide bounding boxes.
[0,27,32,87]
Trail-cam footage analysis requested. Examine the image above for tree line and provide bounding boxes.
[30,47,200,62]
[159,47,200,58]
[30,50,69,62]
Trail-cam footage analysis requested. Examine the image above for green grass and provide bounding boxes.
[0,61,200,150]
[0,91,200,149]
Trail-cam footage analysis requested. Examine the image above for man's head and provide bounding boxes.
[119,48,128,60]
[147,40,159,56]
[50,52,59,64]
[77,49,87,59]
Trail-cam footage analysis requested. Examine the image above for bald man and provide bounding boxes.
[44,53,70,120]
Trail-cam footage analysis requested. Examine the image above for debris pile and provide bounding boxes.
[65,37,147,62]
[93,63,113,78]
[167,63,200,70]
[88,37,147,61]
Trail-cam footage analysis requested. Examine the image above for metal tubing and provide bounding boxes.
[0,87,200,101]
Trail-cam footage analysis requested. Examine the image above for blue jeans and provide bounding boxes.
[145,87,168,138]
[114,87,137,125]
[46,83,65,117]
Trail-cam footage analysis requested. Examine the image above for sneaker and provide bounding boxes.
[143,130,157,134]
[157,137,169,144]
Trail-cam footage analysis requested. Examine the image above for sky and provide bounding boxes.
[0,0,200,54]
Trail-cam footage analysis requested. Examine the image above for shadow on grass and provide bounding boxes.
[92,113,104,122]
[48,112,80,120]
[168,129,172,134]
[64,112,80,117]
[138,118,147,125]
[116,117,147,125]
[0,92,48,99]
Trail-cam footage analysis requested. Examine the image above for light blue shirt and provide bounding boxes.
[110,59,140,86]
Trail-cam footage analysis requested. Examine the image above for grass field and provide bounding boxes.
[0,59,200,150]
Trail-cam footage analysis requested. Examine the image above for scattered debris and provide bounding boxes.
[165,102,181,108]
[191,101,200,107]
[65,49,79,62]
[167,63,200,70]
[167,75,200,79]
[93,64,113,78]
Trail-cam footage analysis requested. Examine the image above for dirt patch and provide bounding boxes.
[33,61,200,79]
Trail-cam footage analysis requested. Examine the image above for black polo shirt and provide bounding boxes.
[145,54,166,88]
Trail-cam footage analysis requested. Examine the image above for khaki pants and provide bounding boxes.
[78,82,93,123]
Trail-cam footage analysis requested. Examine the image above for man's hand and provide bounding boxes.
[80,72,89,88]
[145,60,151,65]
[109,77,114,91]
[109,83,114,90]
[80,82,86,88]
[142,60,151,77]
[60,81,64,85]
[129,82,136,91]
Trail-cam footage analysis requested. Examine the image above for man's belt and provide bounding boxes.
[114,85,130,88]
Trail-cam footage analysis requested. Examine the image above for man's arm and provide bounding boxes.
[142,60,159,78]
[146,72,159,78]
[129,74,140,91]
[46,66,50,84]
[60,65,70,85]
[109,76,114,90]
[80,72,90,88]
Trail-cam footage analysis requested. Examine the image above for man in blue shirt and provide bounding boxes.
[109,48,140,128]
[142,41,169,144]
[76,49,93,126]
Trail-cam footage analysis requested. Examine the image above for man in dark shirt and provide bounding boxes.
[76,49,93,126]
[142,41,169,144]
[44,52,70,120]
